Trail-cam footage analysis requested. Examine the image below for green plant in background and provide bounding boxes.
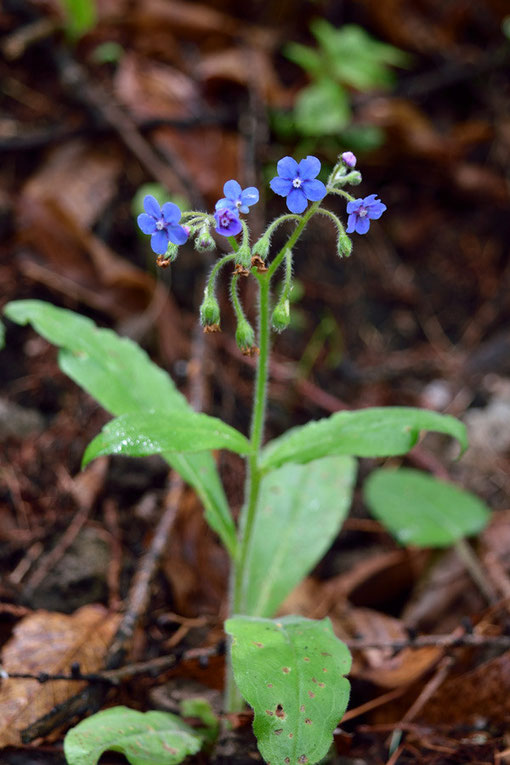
[56,0,97,40]
[275,21,410,152]
[3,152,489,765]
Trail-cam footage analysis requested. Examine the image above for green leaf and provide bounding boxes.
[284,42,324,78]
[0,320,5,350]
[261,407,468,471]
[364,467,490,547]
[57,0,96,40]
[4,301,236,557]
[225,616,351,765]
[83,410,251,465]
[63,706,201,765]
[242,457,357,617]
[294,79,351,136]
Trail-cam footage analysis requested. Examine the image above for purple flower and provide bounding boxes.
[269,156,326,214]
[341,151,357,168]
[214,207,242,237]
[137,195,189,255]
[215,180,259,214]
[346,194,387,235]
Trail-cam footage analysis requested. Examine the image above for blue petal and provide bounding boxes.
[363,194,379,206]
[168,224,188,245]
[137,213,157,235]
[367,202,387,220]
[240,186,259,207]
[346,213,356,234]
[144,195,161,218]
[277,156,299,180]
[223,179,242,201]
[355,216,370,235]
[286,188,308,214]
[151,230,169,254]
[161,202,181,224]
[346,199,363,214]
[270,176,292,197]
[298,155,321,180]
[214,211,242,237]
[215,198,236,211]
[302,178,326,201]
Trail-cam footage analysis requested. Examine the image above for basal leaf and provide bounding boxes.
[294,79,351,136]
[83,411,252,466]
[242,457,357,617]
[226,616,351,765]
[365,467,490,547]
[4,301,236,556]
[261,407,467,471]
[63,706,201,765]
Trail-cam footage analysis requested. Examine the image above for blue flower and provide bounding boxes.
[269,156,326,214]
[215,180,259,214]
[214,207,242,237]
[137,195,188,255]
[346,194,387,235]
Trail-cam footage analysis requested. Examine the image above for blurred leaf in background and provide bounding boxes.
[57,0,97,41]
[278,20,411,151]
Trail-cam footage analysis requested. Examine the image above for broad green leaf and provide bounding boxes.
[83,411,251,466]
[242,457,357,617]
[63,706,201,765]
[226,616,351,765]
[364,467,490,547]
[57,0,96,40]
[4,301,236,557]
[294,79,351,136]
[261,407,468,471]
[284,42,324,78]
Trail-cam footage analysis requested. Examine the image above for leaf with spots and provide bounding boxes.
[225,616,351,765]
[63,706,202,765]
[364,467,490,547]
[242,456,357,617]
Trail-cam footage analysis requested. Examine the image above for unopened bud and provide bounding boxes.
[341,151,357,168]
[235,318,256,354]
[252,236,270,260]
[271,298,290,333]
[235,244,252,269]
[200,293,220,327]
[195,226,216,252]
[344,171,361,186]
[337,229,352,258]
[165,242,179,262]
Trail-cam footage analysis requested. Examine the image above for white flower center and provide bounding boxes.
[358,207,367,218]
[292,177,302,188]
[235,200,242,208]
[155,219,165,230]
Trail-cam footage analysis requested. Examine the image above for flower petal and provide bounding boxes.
[151,230,169,254]
[302,178,326,201]
[355,216,370,235]
[363,194,379,206]
[144,195,161,218]
[346,213,357,234]
[223,179,242,200]
[298,155,321,180]
[240,186,259,207]
[214,210,242,237]
[346,199,363,214]
[168,224,188,245]
[137,213,157,235]
[286,188,308,214]
[215,198,236,211]
[269,176,292,197]
[161,202,181,224]
[277,156,299,180]
[367,202,387,220]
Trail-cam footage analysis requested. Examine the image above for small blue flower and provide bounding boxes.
[341,151,357,168]
[269,156,327,214]
[346,194,387,235]
[214,207,242,237]
[137,195,189,255]
[215,180,259,214]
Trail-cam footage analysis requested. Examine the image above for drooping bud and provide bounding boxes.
[195,225,216,252]
[235,318,256,354]
[343,171,362,186]
[200,292,221,328]
[235,243,252,269]
[252,235,271,260]
[271,298,290,333]
[337,229,352,258]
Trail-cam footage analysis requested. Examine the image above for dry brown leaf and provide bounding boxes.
[0,604,120,748]
[343,608,442,689]
[197,47,285,105]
